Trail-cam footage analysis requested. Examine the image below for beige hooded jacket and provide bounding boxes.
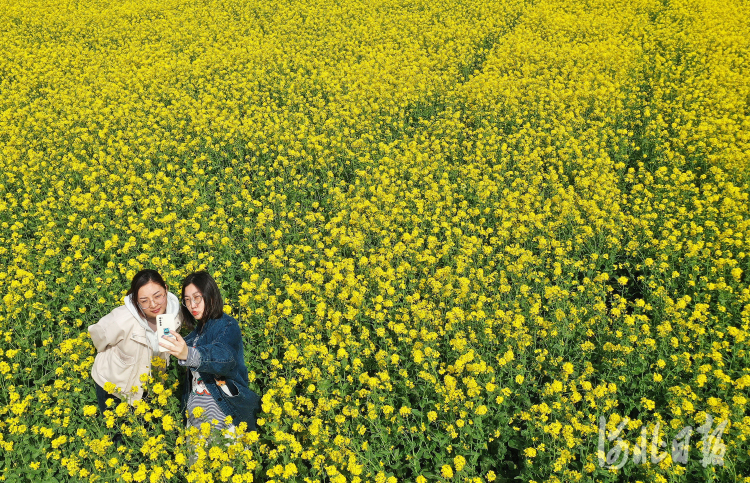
[88,292,182,403]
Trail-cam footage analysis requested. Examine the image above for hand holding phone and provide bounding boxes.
[158,330,189,360]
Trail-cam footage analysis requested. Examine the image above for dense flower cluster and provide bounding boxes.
[0,0,748,481]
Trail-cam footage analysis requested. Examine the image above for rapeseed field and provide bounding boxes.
[0,0,748,481]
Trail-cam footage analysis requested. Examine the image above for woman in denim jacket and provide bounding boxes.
[159,271,260,433]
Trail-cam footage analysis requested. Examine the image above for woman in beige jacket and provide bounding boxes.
[88,269,182,413]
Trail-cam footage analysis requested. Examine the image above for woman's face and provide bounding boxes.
[137,281,168,319]
[183,283,205,320]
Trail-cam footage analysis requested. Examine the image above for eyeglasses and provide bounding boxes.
[138,291,166,310]
[182,294,204,308]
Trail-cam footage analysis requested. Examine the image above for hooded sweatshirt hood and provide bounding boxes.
[124,291,181,355]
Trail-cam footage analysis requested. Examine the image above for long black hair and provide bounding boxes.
[181,271,224,331]
[126,269,168,320]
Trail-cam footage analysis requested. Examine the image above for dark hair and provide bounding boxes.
[126,269,168,320]
[181,271,224,331]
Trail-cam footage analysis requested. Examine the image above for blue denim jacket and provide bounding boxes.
[181,313,260,431]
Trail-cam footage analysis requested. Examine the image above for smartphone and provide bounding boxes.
[157,314,178,353]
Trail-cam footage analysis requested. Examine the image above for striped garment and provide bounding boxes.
[179,346,229,430]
